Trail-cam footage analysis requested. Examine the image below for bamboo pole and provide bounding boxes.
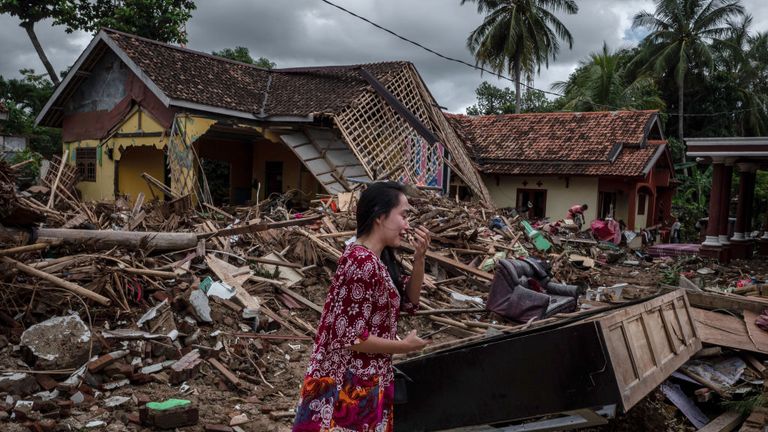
[47,150,68,208]
[1,256,111,306]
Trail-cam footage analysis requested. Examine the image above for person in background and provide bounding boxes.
[671,217,681,243]
[566,204,588,228]
[292,181,431,432]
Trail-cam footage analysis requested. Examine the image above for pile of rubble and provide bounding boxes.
[0,157,767,431]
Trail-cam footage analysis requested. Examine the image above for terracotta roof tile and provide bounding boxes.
[446,111,664,177]
[105,30,407,117]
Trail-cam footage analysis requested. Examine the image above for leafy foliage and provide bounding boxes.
[65,0,197,44]
[552,43,665,112]
[466,81,557,115]
[462,0,577,113]
[211,46,276,69]
[0,69,60,158]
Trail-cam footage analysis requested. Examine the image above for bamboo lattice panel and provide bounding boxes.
[166,115,211,204]
[334,66,444,188]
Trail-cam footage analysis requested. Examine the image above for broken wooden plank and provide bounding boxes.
[660,285,768,314]
[697,411,744,432]
[277,285,323,314]
[400,243,493,281]
[204,215,323,238]
[208,358,242,388]
[1,256,111,306]
[692,308,768,354]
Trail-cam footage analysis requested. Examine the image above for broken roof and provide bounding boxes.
[37,28,411,126]
[446,111,669,177]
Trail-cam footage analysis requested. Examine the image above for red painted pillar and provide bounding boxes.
[718,164,733,244]
[731,166,757,259]
[702,162,724,248]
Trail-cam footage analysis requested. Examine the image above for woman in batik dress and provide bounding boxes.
[293,181,431,432]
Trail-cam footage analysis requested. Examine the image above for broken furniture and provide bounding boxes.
[487,257,579,323]
[395,289,701,431]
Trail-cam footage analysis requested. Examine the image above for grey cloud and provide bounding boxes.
[1,0,767,113]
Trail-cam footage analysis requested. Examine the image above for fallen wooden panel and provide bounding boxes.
[593,289,701,410]
[698,411,744,432]
[395,290,700,431]
[660,285,768,314]
[692,308,768,354]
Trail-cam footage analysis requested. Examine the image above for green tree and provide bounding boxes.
[461,0,578,113]
[552,42,665,112]
[712,15,768,135]
[466,81,556,114]
[211,46,276,69]
[0,0,74,85]
[631,0,744,144]
[66,0,196,44]
[0,70,60,158]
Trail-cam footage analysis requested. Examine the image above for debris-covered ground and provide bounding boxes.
[1,158,768,431]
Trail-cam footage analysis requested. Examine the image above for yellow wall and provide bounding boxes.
[251,138,319,202]
[484,175,599,224]
[117,146,164,202]
[63,111,218,203]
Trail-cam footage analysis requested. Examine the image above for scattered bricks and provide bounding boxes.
[204,425,234,432]
[0,373,39,396]
[152,291,169,302]
[130,373,155,385]
[101,378,130,391]
[34,374,58,391]
[170,349,201,385]
[87,350,129,373]
[139,399,198,429]
[103,361,134,379]
[126,412,141,425]
[27,418,57,432]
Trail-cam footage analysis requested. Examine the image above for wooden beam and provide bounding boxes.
[204,214,323,238]
[697,411,744,432]
[660,285,768,314]
[277,285,323,314]
[400,243,493,281]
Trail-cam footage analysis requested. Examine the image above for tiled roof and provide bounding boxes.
[446,111,664,177]
[105,29,407,117]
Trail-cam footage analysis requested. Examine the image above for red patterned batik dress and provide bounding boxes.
[293,244,417,432]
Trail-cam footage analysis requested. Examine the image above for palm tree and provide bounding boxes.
[631,0,744,142]
[552,42,665,112]
[714,15,768,135]
[462,0,578,113]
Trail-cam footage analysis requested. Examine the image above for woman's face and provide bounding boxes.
[375,193,411,247]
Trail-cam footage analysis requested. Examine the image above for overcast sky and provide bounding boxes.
[2,0,768,113]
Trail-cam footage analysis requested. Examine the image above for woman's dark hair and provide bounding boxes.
[356,181,407,294]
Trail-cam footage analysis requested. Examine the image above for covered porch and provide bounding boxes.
[686,137,768,262]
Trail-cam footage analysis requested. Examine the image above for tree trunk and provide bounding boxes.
[514,58,522,114]
[21,21,60,86]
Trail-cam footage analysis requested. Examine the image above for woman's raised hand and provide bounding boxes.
[412,226,431,259]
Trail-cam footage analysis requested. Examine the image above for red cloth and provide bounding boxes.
[295,244,416,430]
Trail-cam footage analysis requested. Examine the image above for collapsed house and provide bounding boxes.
[35,29,489,206]
[447,110,675,230]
